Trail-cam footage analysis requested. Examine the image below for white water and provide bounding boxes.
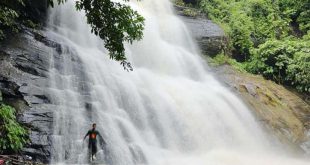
[46,0,309,164]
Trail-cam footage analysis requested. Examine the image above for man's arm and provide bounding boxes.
[97,131,106,145]
[83,130,90,140]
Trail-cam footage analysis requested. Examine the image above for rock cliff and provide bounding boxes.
[0,28,61,163]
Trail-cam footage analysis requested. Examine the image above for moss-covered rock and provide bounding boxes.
[212,64,310,152]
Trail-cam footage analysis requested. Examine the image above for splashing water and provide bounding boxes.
[46,0,309,164]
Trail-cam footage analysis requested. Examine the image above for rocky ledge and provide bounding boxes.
[212,64,310,153]
[174,5,228,57]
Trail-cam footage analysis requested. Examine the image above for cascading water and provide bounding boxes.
[45,0,309,164]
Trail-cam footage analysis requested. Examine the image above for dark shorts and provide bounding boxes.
[88,141,97,155]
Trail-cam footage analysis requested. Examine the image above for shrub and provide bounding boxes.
[0,104,28,153]
[183,8,199,17]
[174,0,186,6]
[286,36,310,92]
[0,5,21,40]
[246,38,310,92]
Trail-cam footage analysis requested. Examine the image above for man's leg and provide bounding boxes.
[88,143,93,162]
[92,142,97,160]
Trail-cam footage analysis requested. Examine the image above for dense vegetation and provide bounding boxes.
[0,0,144,70]
[0,92,28,153]
[197,0,309,92]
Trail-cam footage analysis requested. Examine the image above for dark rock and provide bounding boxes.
[0,90,2,102]
[175,6,228,56]
[34,32,63,54]
[0,77,23,99]
[24,0,49,23]
[20,105,53,133]
[0,28,61,163]
[22,147,50,164]
[0,26,90,163]
[183,0,198,5]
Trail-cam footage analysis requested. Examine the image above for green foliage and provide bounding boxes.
[48,0,145,69]
[228,8,253,58]
[297,10,310,33]
[174,0,186,6]
[200,0,232,23]
[287,51,310,92]
[0,1,23,40]
[75,0,144,64]
[278,0,310,35]
[246,37,310,92]
[199,0,310,92]
[183,8,199,17]
[0,104,28,153]
[200,0,293,59]
[0,0,42,40]
[209,53,246,72]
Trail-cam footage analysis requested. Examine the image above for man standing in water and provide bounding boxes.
[84,123,106,161]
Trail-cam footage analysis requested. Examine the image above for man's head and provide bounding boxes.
[92,123,96,129]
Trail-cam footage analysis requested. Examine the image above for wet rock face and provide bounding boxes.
[175,5,227,57]
[212,64,310,153]
[0,29,61,163]
[182,17,227,56]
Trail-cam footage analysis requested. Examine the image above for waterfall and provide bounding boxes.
[45,0,308,164]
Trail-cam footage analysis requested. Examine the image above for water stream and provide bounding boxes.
[46,0,309,164]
